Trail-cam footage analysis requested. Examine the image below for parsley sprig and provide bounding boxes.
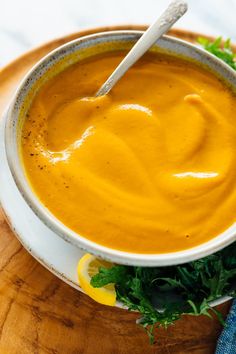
[198,36,236,70]
[91,244,236,343]
[91,37,236,343]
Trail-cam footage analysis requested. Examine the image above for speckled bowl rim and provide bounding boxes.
[4,30,236,266]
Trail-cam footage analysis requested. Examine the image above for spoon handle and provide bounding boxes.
[96,0,188,97]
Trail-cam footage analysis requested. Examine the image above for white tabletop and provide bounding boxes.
[1,0,235,67]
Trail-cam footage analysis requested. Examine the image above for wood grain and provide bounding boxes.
[0,26,234,354]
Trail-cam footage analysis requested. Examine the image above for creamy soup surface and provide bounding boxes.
[21,51,236,253]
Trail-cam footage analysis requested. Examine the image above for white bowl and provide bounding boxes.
[4,31,236,266]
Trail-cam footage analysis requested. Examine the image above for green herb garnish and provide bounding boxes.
[91,37,236,343]
[198,36,236,70]
[91,244,236,343]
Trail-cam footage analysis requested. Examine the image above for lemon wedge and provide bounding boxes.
[77,253,116,306]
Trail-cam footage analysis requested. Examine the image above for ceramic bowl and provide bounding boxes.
[4,30,236,266]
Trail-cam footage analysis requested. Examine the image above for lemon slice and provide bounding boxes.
[77,253,116,306]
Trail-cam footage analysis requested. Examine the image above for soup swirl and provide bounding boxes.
[21,52,236,253]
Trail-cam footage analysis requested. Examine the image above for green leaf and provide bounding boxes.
[198,36,236,70]
[90,265,127,287]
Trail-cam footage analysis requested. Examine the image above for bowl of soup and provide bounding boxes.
[4,31,236,266]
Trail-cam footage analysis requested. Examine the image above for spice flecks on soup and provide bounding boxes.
[21,52,236,253]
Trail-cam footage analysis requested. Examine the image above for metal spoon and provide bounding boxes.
[96,0,188,97]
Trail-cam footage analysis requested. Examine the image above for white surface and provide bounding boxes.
[1,0,236,68]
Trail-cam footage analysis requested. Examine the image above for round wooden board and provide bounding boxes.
[0,26,233,354]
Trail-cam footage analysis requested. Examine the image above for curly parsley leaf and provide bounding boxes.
[198,36,236,70]
[91,265,127,288]
[91,244,236,343]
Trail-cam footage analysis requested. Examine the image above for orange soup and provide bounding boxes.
[21,52,236,253]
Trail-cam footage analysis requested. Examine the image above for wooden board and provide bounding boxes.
[0,26,233,354]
